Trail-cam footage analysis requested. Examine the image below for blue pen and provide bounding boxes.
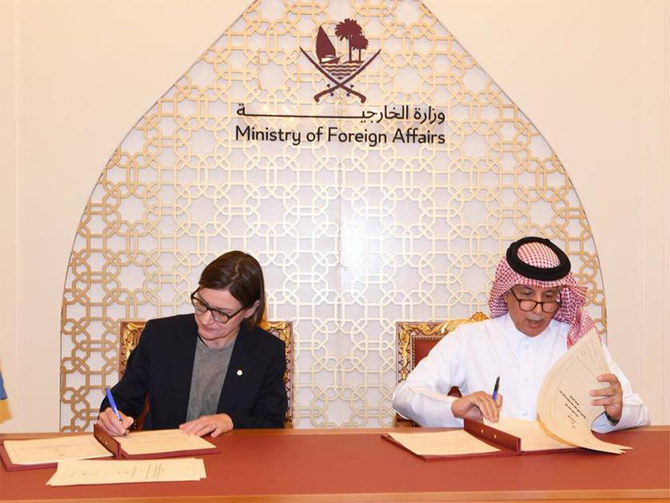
[492,376,500,401]
[105,387,122,421]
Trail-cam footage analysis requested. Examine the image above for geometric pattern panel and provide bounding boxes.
[60,0,607,431]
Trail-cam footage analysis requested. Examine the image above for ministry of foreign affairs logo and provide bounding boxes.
[300,19,380,103]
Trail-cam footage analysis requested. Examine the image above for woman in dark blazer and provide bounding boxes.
[97,251,287,437]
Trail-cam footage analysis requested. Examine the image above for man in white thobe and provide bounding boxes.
[392,237,649,432]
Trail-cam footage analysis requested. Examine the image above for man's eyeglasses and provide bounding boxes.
[508,288,561,314]
[190,291,245,324]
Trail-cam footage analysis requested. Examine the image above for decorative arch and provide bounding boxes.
[60,0,606,431]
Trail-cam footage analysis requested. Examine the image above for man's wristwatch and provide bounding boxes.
[605,411,619,424]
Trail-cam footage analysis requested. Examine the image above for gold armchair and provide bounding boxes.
[395,312,488,426]
[118,319,294,429]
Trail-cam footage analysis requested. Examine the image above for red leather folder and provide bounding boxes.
[92,424,219,459]
[383,418,577,461]
[0,426,219,471]
[0,443,67,471]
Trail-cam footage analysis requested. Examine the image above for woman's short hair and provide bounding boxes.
[198,251,266,328]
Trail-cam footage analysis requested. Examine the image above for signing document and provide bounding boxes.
[46,458,206,486]
[2,429,216,471]
[387,418,574,459]
[3,435,112,466]
[538,330,631,454]
[389,331,631,458]
[114,429,217,457]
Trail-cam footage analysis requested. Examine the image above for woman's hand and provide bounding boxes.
[96,408,134,436]
[179,413,234,438]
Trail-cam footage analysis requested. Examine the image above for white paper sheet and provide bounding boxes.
[388,430,500,456]
[115,429,217,456]
[537,330,631,454]
[46,458,207,486]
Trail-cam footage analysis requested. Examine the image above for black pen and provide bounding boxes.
[492,376,500,401]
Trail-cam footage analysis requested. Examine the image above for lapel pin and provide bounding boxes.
[236,369,243,376]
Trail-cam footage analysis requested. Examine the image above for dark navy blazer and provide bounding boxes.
[101,314,287,429]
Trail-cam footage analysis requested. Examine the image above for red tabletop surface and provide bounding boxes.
[1,427,668,502]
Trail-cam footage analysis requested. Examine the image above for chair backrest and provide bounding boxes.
[119,319,294,428]
[395,312,488,426]
[259,320,294,428]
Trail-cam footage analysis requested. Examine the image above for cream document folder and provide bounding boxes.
[537,329,631,454]
[387,429,501,456]
[483,417,575,452]
[3,435,112,465]
[3,428,216,469]
[114,429,217,456]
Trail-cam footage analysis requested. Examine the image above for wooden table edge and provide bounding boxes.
[3,488,669,503]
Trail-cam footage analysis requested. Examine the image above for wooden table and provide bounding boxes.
[1,427,668,502]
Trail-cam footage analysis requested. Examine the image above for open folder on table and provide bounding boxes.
[385,417,576,460]
[0,426,218,471]
[386,330,631,459]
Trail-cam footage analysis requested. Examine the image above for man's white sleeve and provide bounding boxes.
[392,331,467,427]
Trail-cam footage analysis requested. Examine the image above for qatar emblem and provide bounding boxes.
[300,19,380,103]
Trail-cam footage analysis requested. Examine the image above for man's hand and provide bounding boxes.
[590,373,623,423]
[179,413,234,438]
[451,391,503,422]
[96,408,134,436]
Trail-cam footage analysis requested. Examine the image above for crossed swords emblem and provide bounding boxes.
[300,48,381,104]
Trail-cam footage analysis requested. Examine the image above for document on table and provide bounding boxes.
[387,430,500,456]
[46,458,206,486]
[483,417,576,452]
[115,429,217,456]
[3,435,112,465]
[387,418,573,458]
[537,329,631,454]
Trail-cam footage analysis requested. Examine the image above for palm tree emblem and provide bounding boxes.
[334,18,366,63]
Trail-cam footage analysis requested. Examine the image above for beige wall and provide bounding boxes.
[0,0,18,426]
[0,0,667,431]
